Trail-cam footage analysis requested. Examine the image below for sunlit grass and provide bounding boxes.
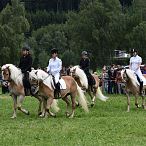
[0,93,146,146]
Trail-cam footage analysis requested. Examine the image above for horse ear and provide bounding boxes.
[73,68,76,72]
[35,71,38,75]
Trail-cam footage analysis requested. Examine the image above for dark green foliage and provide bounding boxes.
[1,0,146,68]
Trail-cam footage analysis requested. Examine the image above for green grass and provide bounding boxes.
[0,94,146,146]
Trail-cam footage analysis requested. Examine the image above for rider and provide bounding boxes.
[18,47,32,95]
[47,48,62,98]
[129,49,144,95]
[79,51,95,90]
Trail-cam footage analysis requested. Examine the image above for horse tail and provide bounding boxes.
[51,99,60,113]
[76,84,89,112]
[96,87,108,101]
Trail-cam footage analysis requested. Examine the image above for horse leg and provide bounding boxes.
[11,95,17,119]
[37,96,43,115]
[69,94,76,118]
[135,94,140,108]
[46,96,54,116]
[88,89,94,107]
[35,95,43,115]
[141,94,146,109]
[125,91,130,112]
[62,96,70,117]
[17,95,29,115]
[39,98,47,118]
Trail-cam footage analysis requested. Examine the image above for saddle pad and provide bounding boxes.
[134,74,146,86]
[59,78,66,90]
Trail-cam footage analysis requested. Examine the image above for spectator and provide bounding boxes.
[108,64,115,94]
[142,65,146,74]
[101,65,108,93]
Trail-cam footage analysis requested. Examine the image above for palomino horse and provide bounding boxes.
[29,69,89,118]
[69,66,108,106]
[121,69,146,112]
[1,64,59,118]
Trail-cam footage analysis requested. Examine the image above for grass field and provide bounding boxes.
[0,93,146,146]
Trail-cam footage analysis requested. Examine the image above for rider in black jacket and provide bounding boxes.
[79,51,95,88]
[18,47,32,95]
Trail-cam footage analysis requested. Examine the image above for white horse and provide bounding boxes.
[29,69,89,118]
[69,66,108,106]
[1,64,59,118]
[121,69,146,112]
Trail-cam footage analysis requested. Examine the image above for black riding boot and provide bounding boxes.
[54,82,61,99]
[139,81,143,96]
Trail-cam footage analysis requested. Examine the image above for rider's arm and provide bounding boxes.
[47,60,51,73]
[129,58,132,70]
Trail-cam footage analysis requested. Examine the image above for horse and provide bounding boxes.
[121,69,146,112]
[69,66,108,106]
[1,64,59,118]
[29,69,89,118]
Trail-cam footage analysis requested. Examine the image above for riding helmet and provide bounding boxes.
[131,49,137,53]
[22,47,29,51]
[51,48,58,54]
[81,51,88,56]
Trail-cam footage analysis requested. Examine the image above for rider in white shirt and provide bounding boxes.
[47,48,62,98]
[129,49,143,95]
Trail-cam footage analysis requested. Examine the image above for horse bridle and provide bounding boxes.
[2,67,12,82]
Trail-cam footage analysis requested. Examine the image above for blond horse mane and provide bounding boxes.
[29,69,53,90]
[70,65,88,89]
[122,69,138,88]
[2,64,23,85]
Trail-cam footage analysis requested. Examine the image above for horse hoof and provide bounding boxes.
[76,102,80,107]
[38,112,42,116]
[50,114,56,118]
[11,116,16,119]
[27,111,30,115]
[65,112,70,117]
[91,103,94,107]
[39,114,45,118]
[135,104,141,108]
[69,115,74,119]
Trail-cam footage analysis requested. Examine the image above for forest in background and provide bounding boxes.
[0,0,146,70]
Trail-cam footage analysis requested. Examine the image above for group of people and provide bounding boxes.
[15,47,95,98]
[101,49,146,95]
[1,47,145,97]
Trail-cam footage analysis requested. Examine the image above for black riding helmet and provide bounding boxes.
[22,47,29,51]
[51,48,58,54]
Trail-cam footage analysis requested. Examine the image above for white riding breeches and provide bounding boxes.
[53,73,60,84]
[134,69,146,85]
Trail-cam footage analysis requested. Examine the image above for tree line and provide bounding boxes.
[0,0,146,71]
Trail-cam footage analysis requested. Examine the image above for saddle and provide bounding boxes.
[135,74,144,96]
[23,72,35,96]
[86,74,96,92]
[52,76,66,99]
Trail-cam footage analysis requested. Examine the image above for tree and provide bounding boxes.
[0,0,30,65]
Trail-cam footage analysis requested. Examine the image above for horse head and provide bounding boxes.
[69,67,77,77]
[121,69,128,83]
[29,70,39,86]
[1,65,11,82]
